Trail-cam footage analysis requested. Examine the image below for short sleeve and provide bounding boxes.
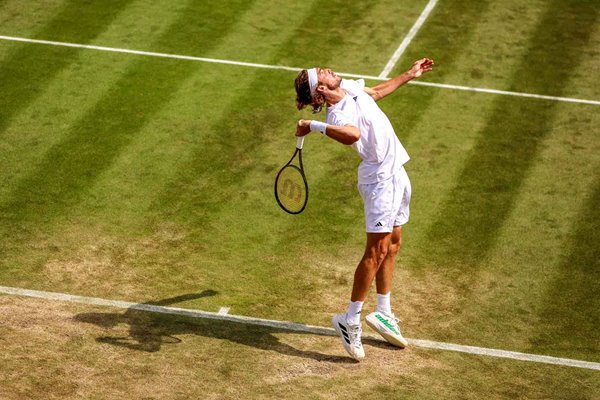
[340,79,365,96]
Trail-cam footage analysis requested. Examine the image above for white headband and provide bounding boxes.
[307,68,318,97]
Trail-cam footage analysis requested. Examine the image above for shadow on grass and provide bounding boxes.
[74,290,357,364]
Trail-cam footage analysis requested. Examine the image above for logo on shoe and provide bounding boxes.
[376,314,400,335]
[338,323,351,345]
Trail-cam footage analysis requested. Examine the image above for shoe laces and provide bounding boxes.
[347,324,363,348]
[382,312,402,330]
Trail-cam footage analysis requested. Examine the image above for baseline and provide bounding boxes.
[1,285,598,371]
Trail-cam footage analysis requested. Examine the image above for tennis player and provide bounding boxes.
[294,58,433,360]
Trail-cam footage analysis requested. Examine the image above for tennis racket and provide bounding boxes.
[274,136,308,214]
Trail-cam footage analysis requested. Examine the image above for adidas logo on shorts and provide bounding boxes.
[375,221,384,227]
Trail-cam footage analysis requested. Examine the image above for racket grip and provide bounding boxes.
[296,136,305,150]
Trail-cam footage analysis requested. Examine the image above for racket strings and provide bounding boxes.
[275,165,307,214]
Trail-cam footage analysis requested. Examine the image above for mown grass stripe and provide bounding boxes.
[34,2,322,308]
[0,0,202,202]
[1,0,255,213]
[1,285,598,371]
[532,177,600,359]
[382,0,492,141]
[55,0,309,230]
[1,34,598,106]
[0,0,136,134]
[422,0,599,268]
[271,0,371,72]
[141,71,322,305]
[0,1,257,255]
[0,0,65,39]
[455,96,600,362]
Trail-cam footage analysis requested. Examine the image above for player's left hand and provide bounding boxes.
[410,58,434,78]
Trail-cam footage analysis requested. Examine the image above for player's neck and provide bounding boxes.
[325,87,346,106]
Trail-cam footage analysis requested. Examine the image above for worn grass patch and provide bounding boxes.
[1,297,598,400]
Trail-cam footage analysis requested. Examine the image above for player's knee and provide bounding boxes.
[388,228,402,256]
[389,238,401,256]
[364,245,388,267]
[377,248,388,265]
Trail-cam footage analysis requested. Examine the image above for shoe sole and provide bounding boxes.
[366,316,408,348]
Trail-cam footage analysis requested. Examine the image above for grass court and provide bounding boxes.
[0,0,598,398]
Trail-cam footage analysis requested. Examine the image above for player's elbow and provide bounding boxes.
[370,90,384,101]
[372,91,385,101]
[343,126,360,145]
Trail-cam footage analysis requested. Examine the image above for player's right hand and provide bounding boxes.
[296,119,311,136]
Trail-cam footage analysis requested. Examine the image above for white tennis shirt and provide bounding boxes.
[326,79,410,184]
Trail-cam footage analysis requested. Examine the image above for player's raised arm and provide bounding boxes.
[366,58,434,101]
[296,119,360,145]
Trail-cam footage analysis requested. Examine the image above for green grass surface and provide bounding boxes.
[0,0,598,398]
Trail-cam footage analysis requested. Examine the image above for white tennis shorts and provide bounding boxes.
[358,167,411,233]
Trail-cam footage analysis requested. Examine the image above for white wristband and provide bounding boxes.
[309,120,328,135]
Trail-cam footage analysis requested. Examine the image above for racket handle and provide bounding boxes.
[296,136,305,150]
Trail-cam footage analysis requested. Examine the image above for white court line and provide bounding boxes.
[1,285,599,371]
[218,307,230,315]
[0,34,599,106]
[409,80,600,105]
[379,0,439,79]
[0,35,302,73]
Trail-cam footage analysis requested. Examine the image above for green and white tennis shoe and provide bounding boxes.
[366,311,408,348]
[332,313,365,361]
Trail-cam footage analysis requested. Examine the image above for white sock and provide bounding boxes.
[346,300,364,325]
[376,292,392,315]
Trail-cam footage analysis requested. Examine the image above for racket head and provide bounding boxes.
[274,164,308,214]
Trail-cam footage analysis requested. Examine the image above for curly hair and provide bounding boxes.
[295,69,325,113]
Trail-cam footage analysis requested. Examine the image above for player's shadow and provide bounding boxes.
[74,290,354,363]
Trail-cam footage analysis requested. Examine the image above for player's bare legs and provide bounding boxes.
[375,226,402,295]
[332,232,391,360]
[366,225,408,347]
[351,232,392,301]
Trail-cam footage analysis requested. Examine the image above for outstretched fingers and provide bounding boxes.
[411,58,434,77]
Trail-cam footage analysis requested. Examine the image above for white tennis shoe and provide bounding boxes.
[332,313,365,361]
[366,311,408,348]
